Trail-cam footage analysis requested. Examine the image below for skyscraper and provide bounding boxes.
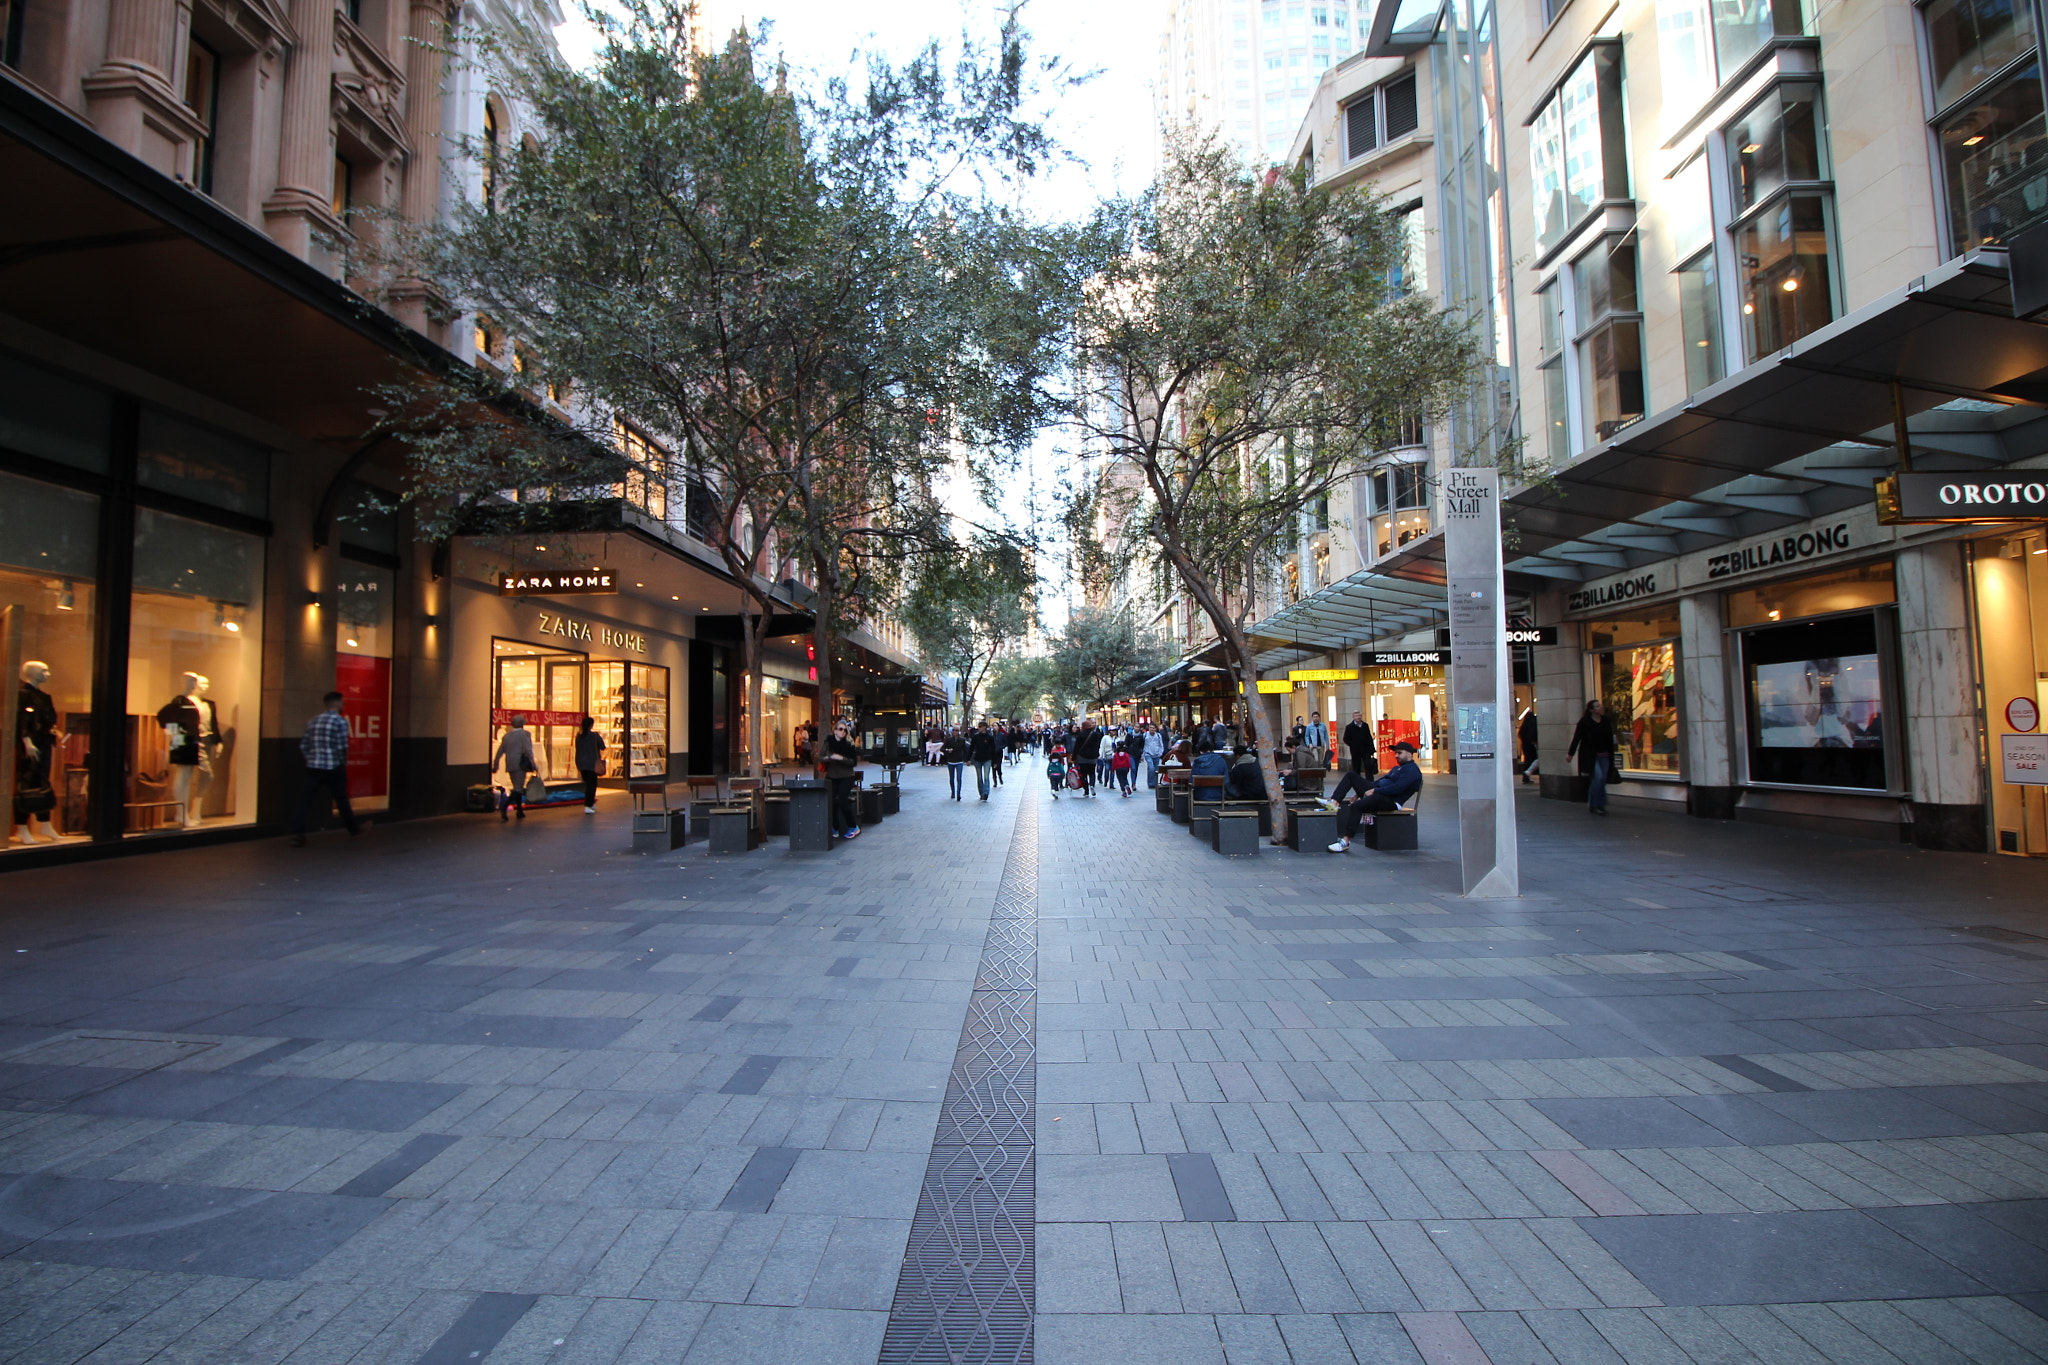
[1157,0,1369,164]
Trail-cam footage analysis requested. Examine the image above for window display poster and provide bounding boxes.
[1753,653,1883,748]
[336,653,390,799]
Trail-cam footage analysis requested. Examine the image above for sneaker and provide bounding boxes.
[845,827,861,840]
[1327,838,1350,852]
[585,805,598,813]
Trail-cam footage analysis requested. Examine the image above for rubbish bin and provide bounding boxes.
[787,781,833,852]
[858,786,884,827]
[875,783,901,815]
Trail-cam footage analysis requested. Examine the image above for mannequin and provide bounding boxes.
[156,672,220,829]
[14,661,58,845]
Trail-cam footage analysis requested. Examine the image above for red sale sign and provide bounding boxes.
[336,654,391,799]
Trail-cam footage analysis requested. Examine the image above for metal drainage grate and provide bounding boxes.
[879,790,1038,1364]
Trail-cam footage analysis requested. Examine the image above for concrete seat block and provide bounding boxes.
[1363,811,1418,850]
[1212,811,1260,856]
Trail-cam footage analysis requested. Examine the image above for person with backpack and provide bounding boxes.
[1046,745,1068,800]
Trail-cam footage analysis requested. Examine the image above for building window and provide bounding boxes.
[1655,0,1807,119]
[1677,249,1724,392]
[1529,43,1629,253]
[1388,202,1426,294]
[1725,85,1834,359]
[183,36,219,195]
[331,156,353,219]
[1924,0,2033,109]
[482,98,502,211]
[1344,70,1419,159]
[1536,278,1570,463]
[1923,0,2047,254]
[1,0,23,68]
[1572,236,1645,442]
[1368,462,1430,557]
[614,423,670,521]
[1586,612,1683,776]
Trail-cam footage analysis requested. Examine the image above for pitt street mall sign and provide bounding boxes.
[1876,471,2048,524]
[498,567,618,595]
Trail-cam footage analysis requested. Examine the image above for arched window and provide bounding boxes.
[481,98,502,210]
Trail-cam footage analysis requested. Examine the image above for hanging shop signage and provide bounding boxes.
[1567,570,1660,613]
[1240,680,1299,694]
[1287,668,1360,682]
[498,568,618,595]
[1876,472,2048,524]
[532,610,648,653]
[1705,523,1851,580]
[1445,626,1561,646]
[2009,697,2041,733]
[1360,650,1446,666]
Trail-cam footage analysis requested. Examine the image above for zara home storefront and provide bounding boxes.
[1533,494,2029,851]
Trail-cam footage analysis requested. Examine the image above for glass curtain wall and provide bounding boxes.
[1921,0,2047,252]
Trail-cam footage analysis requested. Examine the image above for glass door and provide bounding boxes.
[1974,529,2048,855]
[491,639,586,783]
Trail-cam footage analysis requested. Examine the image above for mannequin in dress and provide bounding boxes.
[14,661,58,845]
[156,672,219,829]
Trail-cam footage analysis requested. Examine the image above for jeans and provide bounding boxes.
[579,769,599,806]
[1330,768,1376,803]
[1145,756,1160,788]
[830,776,859,834]
[990,757,1003,787]
[948,763,965,798]
[975,760,992,799]
[1096,757,1113,786]
[294,766,358,835]
[1588,754,1610,811]
[1115,764,1134,793]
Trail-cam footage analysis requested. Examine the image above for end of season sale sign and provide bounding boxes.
[336,654,391,799]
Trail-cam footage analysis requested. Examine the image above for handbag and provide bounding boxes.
[524,774,547,804]
[593,757,607,777]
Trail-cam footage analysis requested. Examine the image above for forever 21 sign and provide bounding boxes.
[1877,471,2048,523]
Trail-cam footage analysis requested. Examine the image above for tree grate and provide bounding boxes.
[879,792,1039,1364]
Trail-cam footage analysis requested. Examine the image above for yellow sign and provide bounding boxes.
[1256,680,1296,694]
[1287,668,1359,683]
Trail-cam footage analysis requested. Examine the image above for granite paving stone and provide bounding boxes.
[3,768,2048,1361]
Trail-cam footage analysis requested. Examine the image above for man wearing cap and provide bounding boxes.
[1328,739,1424,852]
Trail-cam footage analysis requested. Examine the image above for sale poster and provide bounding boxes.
[335,654,391,799]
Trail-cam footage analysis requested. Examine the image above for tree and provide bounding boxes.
[984,655,1057,721]
[900,535,1035,725]
[378,1,1086,775]
[1051,607,1171,714]
[1066,135,1477,836]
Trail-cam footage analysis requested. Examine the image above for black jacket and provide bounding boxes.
[1074,728,1103,761]
[940,735,969,763]
[1341,720,1373,762]
[1226,755,1266,800]
[824,735,860,780]
[1518,711,1539,757]
[1566,715,1616,774]
[969,730,999,762]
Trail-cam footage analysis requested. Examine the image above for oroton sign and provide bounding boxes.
[1877,472,2048,523]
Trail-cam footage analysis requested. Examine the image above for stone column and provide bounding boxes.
[1532,588,1582,801]
[262,0,341,258]
[1896,538,1986,850]
[1679,592,1735,817]
[399,0,447,222]
[83,0,208,177]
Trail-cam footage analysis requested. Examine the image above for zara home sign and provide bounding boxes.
[498,567,618,595]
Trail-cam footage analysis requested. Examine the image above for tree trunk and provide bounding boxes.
[1219,619,1289,844]
[811,574,838,748]
[742,607,769,779]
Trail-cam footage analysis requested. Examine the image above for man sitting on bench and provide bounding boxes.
[1328,740,1423,852]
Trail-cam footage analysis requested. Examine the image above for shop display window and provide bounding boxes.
[336,562,395,810]
[1587,613,1683,776]
[590,660,670,779]
[1971,528,2048,855]
[1,471,97,848]
[492,638,587,783]
[1725,560,1895,626]
[126,508,263,834]
[1741,611,1892,789]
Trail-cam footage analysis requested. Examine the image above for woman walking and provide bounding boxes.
[493,715,537,821]
[574,715,606,814]
[940,727,969,801]
[1567,699,1616,815]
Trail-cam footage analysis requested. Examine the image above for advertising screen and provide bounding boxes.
[1742,614,1889,789]
[1753,654,1883,749]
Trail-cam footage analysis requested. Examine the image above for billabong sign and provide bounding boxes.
[1567,571,1658,613]
[1505,627,1559,645]
[1360,650,1446,666]
[1706,523,1849,579]
[498,568,618,595]
[1876,471,2048,523]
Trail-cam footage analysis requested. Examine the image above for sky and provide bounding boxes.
[554,0,1156,634]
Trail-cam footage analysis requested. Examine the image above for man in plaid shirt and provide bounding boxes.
[292,691,361,845]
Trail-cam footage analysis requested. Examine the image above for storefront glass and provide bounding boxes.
[492,638,587,783]
[591,660,669,779]
[1,471,96,848]
[1740,612,1891,789]
[1587,611,1683,776]
[1726,560,1895,626]
[336,562,394,812]
[127,508,264,834]
[1970,527,2048,855]
[1360,660,1449,773]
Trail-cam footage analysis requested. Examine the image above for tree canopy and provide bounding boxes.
[899,534,1036,725]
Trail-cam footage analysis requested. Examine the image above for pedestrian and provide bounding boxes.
[1141,722,1165,788]
[1305,713,1329,766]
[969,721,999,801]
[493,715,538,821]
[291,690,361,846]
[941,727,968,800]
[1072,721,1103,797]
[925,726,942,766]
[989,726,1005,788]
[1094,725,1116,789]
[1567,699,1616,815]
[1327,740,1424,852]
[1046,745,1067,800]
[1518,705,1539,785]
[1341,709,1375,777]
[574,715,606,813]
[825,717,862,839]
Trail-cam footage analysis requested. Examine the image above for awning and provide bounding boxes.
[1373,247,2048,587]
[1246,569,1449,670]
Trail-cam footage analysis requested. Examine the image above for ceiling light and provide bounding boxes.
[1741,143,1761,154]
[56,579,75,611]
[1696,339,1711,347]
[535,544,547,551]
[1743,301,1755,314]
[1781,277,1799,291]
[1963,134,1986,146]
[346,636,359,648]
[671,595,680,600]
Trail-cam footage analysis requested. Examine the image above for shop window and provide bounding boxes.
[1572,236,1645,441]
[184,35,219,195]
[1934,65,2048,251]
[1587,611,1682,777]
[1530,43,1629,254]
[1724,559,1894,626]
[1,472,97,849]
[0,351,111,471]
[1655,0,1808,122]
[1741,612,1892,789]
[1971,527,2048,854]
[492,637,587,783]
[589,661,670,778]
[138,411,269,516]
[1736,192,1834,359]
[127,509,263,835]
[336,562,393,812]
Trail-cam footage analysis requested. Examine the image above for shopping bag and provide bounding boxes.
[524,774,548,804]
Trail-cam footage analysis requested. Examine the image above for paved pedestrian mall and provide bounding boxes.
[4,767,2048,1364]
